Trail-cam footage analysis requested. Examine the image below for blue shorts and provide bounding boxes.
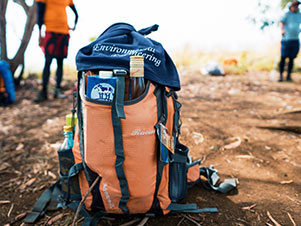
[281,40,300,59]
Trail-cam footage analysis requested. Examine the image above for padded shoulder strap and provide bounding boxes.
[199,166,237,193]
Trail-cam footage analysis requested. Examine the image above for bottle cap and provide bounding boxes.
[64,125,73,132]
[99,71,113,78]
[130,56,144,59]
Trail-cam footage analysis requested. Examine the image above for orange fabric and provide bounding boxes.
[0,74,5,93]
[187,164,200,183]
[81,83,160,213]
[36,0,73,34]
[73,83,175,214]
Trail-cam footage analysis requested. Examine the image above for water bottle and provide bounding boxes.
[129,56,146,100]
[60,126,74,150]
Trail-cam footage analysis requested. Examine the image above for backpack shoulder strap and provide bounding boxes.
[187,163,237,193]
[24,181,62,223]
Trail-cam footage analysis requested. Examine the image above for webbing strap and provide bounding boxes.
[114,76,126,119]
[24,181,62,223]
[167,203,218,213]
[154,85,167,125]
[77,72,91,181]
[199,166,237,193]
[111,79,129,214]
[68,162,84,177]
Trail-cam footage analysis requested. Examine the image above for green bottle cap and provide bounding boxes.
[66,113,77,127]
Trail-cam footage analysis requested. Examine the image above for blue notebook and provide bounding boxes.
[86,76,116,102]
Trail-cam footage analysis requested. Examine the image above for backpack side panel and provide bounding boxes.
[73,126,93,209]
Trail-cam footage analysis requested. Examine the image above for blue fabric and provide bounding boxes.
[280,11,301,41]
[281,40,300,58]
[0,60,15,103]
[75,23,180,91]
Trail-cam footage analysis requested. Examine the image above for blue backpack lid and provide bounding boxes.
[75,23,181,91]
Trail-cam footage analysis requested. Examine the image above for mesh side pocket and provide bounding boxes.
[169,143,189,202]
[57,148,81,200]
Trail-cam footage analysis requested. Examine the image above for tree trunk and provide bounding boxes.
[0,1,36,86]
[8,3,36,86]
[0,0,8,60]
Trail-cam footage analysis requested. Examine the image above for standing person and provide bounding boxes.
[35,0,78,102]
[278,0,301,82]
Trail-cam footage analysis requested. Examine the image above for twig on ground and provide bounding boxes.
[241,203,256,211]
[119,218,141,226]
[47,213,66,225]
[137,217,149,226]
[267,211,281,226]
[184,215,202,226]
[72,176,100,226]
[7,203,14,217]
[287,212,296,226]
[176,216,185,226]
[9,212,26,224]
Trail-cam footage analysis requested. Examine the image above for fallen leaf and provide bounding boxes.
[224,137,241,150]
[0,163,11,171]
[280,180,293,185]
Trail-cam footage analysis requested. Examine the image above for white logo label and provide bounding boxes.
[93,44,162,67]
[131,129,155,136]
[91,83,114,102]
[103,183,114,209]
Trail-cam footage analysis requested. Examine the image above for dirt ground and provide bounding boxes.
[1,69,301,226]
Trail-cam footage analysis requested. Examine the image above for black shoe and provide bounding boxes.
[54,88,67,99]
[34,90,48,102]
[286,78,293,82]
[278,78,283,82]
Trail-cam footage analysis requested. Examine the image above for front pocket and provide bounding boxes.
[169,143,189,202]
[57,148,81,200]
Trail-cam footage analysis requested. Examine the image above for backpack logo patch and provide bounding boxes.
[131,129,155,136]
[103,183,114,209]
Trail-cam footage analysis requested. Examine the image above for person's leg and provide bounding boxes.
[42,56,53,91]
[287,57,294,81]
[35,56,53,102]
[278,56,286,82]
[54,57,67,99]
[56,57,63,89]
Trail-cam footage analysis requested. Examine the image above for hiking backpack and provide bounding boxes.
[25,23,236,225]
[0,60,15,106]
